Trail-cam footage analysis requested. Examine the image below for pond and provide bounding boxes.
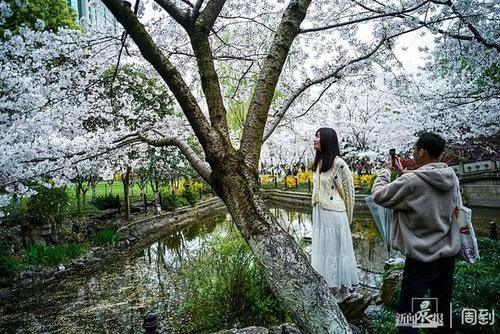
[0,203,497,333]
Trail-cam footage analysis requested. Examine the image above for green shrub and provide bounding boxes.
[177,196,189,207]
[161,191,178,211]
[0,240,9,257]
[23,184,70,224]
[0,241,23,278]
[23,243,86,266]
[181,183,198,206]
[451,238,499,334]
[92,194,121,210]
[175,230,289,333]
[93,227,120,246]
[160,191,189,211]
[367,308,397,334]
[0,255,23,278]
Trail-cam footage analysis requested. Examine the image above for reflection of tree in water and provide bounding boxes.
[270,207,311,241]
[164,231,182,251]
[183,222,204,241]
[157,212,229,268]
[271,207,282,220]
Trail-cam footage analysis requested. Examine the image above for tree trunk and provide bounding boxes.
[82,188,88,208]
[122,166,131,220]
[75,184,81,214]
[140,185,148,213]
[91,185,96,203]
[107,180,114,195]
[210,151,351,333]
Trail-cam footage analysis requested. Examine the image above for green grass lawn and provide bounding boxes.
[60,182,159,215]
[82,181,156,199]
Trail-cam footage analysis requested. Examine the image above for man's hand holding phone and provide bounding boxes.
[384,149,404,176]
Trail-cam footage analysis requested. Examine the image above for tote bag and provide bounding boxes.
[454,176,480,263]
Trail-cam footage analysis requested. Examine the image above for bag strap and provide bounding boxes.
[453,172,464,208]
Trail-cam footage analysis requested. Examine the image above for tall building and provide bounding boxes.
[67,0,120,34]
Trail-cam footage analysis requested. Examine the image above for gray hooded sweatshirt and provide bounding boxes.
[372,162,461,262]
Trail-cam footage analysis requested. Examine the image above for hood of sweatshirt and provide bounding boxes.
[411,162,456,191]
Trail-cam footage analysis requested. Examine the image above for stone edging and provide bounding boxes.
[261,189,370,210]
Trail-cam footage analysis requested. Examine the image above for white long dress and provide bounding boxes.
[311,205,360,288]
[310,157,359,289]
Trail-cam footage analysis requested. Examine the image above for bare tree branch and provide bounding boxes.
[348,0,500,52]
[299,1,429,33]
[293,80,335,119]
[428,0,500,51]
[229,62,254,100]
[219,14,277,33]
[240,0,312,169]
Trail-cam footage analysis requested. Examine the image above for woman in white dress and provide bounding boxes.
[311,127,359,302]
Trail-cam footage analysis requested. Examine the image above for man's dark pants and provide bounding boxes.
[397,255,456,334]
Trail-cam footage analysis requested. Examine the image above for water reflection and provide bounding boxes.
[0,204,497,333]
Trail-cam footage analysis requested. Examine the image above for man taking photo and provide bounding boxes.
[372,132,460,334]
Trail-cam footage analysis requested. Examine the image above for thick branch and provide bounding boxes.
[198,0,226,30]
[240,0,312,168]
[101,0,213,150]
[193,0,204,18]
[154,0,190,27]
[116,133,212,183]
[8,140,143,187]
[188,0,229,138]
[263,37,386,141]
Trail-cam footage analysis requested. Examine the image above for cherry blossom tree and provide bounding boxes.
[0,23,185,218]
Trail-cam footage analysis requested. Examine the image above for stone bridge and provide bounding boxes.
[450,160,500,208]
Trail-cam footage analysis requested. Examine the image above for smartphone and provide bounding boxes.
[389,149,396,165]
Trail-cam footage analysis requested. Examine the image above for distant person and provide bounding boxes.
[366,162,373,175]
[356,162,363,175]
[311,127,359,303]
[372,132,460,334]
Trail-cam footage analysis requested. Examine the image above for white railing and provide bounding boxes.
[450,160,499,176]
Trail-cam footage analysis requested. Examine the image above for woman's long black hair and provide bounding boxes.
[312,127,341,173]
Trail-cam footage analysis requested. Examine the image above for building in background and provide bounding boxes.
[67,0,120,34]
